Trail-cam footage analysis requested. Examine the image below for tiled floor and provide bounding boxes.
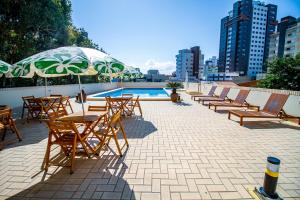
[1,93,300,199]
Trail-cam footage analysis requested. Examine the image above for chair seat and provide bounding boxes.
[230,110,276,118]
[53,133,76,144]
[210,101,243,107]
[200,97,224,101]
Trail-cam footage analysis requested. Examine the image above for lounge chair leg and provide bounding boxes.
[240,117,244,126]
[228,112,231,119]
[214,106,217,112]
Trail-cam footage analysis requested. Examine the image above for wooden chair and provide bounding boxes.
[21,96,34,119]
[44,120,80,174]
[228,93,289,126]
[0,108,22,149]
[88,105,108,112]
[26,98,43,121]
[47,109,68,121]
[197,87,230,105]
[106,96,125,115]
[125,96,143,116]
[192,86,217,101]
[93,110,129,157]
[208,90,259,112]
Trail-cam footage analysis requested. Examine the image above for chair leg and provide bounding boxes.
[1,128,7,141]
[70,136,77,174]
[43,136,52,171]
[21,106,25,119]
[137,103,143,116]
[10,121,22,141]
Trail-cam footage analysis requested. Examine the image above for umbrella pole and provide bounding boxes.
[77,75,85,116]
[45,77,47,96]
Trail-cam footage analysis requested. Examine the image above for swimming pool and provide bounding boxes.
[88,88,171,100]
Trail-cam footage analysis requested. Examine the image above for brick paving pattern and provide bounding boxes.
[0,93,300,199]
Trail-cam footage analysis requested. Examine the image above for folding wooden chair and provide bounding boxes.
[106,96,125,115]
[93,110,129,157]
[26,98,43,121]
[228,93,289,126]
[125,96,143,116]
[21,96,34,119]
[0,108,22,149]
[44,120,81,174]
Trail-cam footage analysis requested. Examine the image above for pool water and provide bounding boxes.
[92,88,170,98]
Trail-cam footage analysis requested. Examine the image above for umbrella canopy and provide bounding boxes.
[0,60,11,76]
[9,46,125,78]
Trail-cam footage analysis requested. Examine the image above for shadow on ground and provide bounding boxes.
[1,119,48,150]
[123,117,157,138]
[241,120,300,130]
[7,152,136,200]
[173,102,192,106]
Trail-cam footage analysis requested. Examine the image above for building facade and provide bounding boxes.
[277,16,297,57]
[175,46,203,81]
[268,32,280,61]
[218,0,277,77]
[284,20,300,58]
[268,17,299,61]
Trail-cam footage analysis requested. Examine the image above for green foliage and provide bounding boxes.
[0,0,104,87]
[166,82,184,89]
[258,54,300,90]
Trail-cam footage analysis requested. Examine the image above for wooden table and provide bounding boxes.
[58,110,108,155]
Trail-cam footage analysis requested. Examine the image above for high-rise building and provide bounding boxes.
[268,32,280,61]
[175,46,203,81]
[277,16,297,57]
[268,16,298,61]
[218,0,277,77]
[284,19,300,58]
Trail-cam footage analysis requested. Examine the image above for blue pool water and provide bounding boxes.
[92,88,170,98]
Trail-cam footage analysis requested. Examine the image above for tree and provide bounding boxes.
[258,54,300,90]
[0,0,104,87]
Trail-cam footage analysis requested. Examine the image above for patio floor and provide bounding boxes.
[1,92,300,200]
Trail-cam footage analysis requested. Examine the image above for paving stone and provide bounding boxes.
[0,93,299,199]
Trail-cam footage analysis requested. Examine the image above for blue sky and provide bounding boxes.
[72,0,300,74]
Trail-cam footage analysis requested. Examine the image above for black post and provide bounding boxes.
[259,156,281,199]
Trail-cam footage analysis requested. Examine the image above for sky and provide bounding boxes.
[72,0,300,75]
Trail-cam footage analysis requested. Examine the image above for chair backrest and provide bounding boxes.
[46,120,78,137]
[262,93,289,115]
[109,110,122,127]
[207,86,217,96]
[0,108,12,124]
[283,95,300,117]
[48,110,68,121]
[233,89,250,104]
[219,88,230,99]
[88,105,107,112]
[22,96,35,107]
[50,94,62,97]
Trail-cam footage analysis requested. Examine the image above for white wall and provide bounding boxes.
[0,83,118,108]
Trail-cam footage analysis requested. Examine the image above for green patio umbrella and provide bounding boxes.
[10,46,125,114]
[0,60,11,77]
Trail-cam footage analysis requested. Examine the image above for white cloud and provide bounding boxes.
[138,59,176,75]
